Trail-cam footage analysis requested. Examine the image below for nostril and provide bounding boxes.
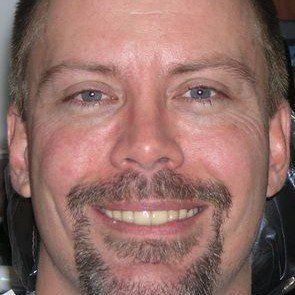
[122,155,170,170]
[124,157,138,164]
[110,134,184,171]
[157,157,170,164]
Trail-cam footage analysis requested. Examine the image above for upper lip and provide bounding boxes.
[94,200,207,211]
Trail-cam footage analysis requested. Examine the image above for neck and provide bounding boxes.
[218,259,252,295]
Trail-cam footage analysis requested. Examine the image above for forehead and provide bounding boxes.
[28,0,267,96]
[30,0,265,88]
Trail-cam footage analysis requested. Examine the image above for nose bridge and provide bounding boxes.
[110,93,184,172]
[132,97,163,143]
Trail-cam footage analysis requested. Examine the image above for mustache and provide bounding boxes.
[67,169,232,217]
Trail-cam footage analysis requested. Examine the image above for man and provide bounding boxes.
[6,0,293,294]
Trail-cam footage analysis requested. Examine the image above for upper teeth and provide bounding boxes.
[101,208,200,226]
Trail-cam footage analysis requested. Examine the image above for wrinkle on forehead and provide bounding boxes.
[31,0,266,100]
[45,0,259,55]
[129,11,173,16]
[48,0,255,20]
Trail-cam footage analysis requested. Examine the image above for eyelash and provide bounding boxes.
[64,85,226,109]
[65,89,111,108]
[180,85,224,106]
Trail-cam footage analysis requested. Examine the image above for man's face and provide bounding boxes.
[8,0,291,294]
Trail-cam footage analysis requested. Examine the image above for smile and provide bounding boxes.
[100,208,201,226]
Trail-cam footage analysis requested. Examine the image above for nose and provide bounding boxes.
[110,105,184,173]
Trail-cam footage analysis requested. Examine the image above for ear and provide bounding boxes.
[267,102,291,198]
[7,105,31,198]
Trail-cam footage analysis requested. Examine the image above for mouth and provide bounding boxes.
[90,201,207,236]
[100,207,201,226]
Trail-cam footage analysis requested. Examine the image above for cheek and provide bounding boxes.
[205,130,267,192]
[181,117,269,218]
[30,124,114,198]
[180,119,269,269]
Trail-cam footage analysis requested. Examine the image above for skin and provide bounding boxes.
[7,0,291,294]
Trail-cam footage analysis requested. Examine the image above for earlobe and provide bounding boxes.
[267,102,291,198]
[7,105,31,198]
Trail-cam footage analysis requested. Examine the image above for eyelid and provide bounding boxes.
[186,83,228,98]
[186,85,216,92]
[62,80,121,101]
[64,89,107,102]
[168,78,232,99]
[183,86,217,98]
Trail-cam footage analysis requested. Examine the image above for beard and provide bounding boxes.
[67,169,232,295]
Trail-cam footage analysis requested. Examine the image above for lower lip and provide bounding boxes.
[90,206,206,236]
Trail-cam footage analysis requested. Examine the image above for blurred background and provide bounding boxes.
[0,0,18,217]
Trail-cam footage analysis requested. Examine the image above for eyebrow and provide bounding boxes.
[37,61,117,95]
[170,55,256,86]
[37,55,256,95]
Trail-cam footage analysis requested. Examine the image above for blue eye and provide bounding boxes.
[80,90,104,102]
[184,87,216,100]
[65,88,118,109]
